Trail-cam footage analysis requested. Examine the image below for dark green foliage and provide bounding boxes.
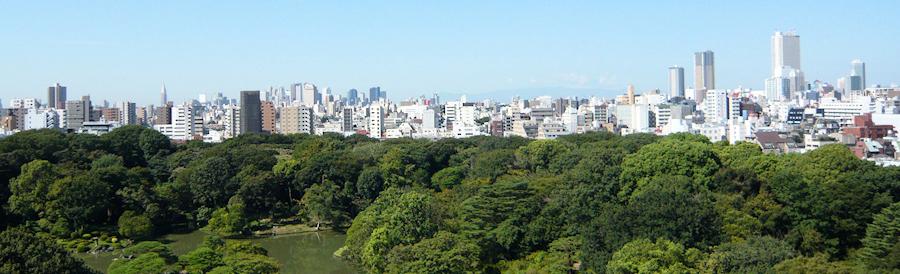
[860,202,900,270]
[706,235,798,273]
[2,128,899,273]
[0,226,97,274]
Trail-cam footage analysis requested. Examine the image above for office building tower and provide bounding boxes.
[290,83,302,102]
[694,51,715,102]
[302,83,318,106]
[348,89,359,105]
[369,87,381,104]
[431,94,440,105]
[161,84,167,106]
[851,60,865,89]
[772,31,801,75]
[240,90,262,134]
[261,101,276,133]
[669,66,685,98]
[47,83,67,109]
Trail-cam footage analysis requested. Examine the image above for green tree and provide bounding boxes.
[7,160,60,219]
[619,138,721,199]
[859,202,900,270]
[222,253,279,274]
[208,203,250,234]
[606,238,707,274]
[108,252,168,274]
[516,139,569,173]
[772,253,859,274]
[705,235,797,273]
[385,231,481,274]
[0,226,97,274]
[300,180,349,230]
[179,247,224,273]
[118,210,154,240]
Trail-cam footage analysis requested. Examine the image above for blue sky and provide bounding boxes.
[2,1,899,106]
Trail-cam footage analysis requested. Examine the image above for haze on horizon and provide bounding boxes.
[2,1,899,106]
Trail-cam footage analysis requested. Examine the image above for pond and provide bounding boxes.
[76,230,359,274]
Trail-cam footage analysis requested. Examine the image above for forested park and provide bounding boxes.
[2,126,900,273]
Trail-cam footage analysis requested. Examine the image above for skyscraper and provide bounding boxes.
[772,31,801,75]
[668,66,685,98]
[348,89,358,105]
[47,83,66,109]
[302,83,318,106]
[369,87,381,104]
[851,60,865,89]
[240,90,262,134]
[694,51,715,102]
[161,84,167,106]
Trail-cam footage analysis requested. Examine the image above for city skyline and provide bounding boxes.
[2,1,900,106]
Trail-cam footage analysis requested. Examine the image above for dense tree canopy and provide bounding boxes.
[2,128,900,273]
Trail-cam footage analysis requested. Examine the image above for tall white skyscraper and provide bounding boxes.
[772,31,801,75]
[851,60,865,89]
[669,66,685,98]
[302,83,318,106]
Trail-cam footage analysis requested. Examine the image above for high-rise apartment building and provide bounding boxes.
[279,106,314,134]
[47,83,66,109]
[342,107,354,132]
[772,31,801,75]
[694,51,715,103]
[64,95,92,130]
[368,105,384,139]
[116,101,137,125]
[669,66,685,98]
[240,90,262,134]
[851,60,865,89]
[261,101,276,133]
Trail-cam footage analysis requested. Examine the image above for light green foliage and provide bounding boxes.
[179,247,224,273]
[504,237,581,274]
[7,160,59,219]
[385,231,481,274]
[345,189,442,273]
[606,238,707,274]
[122,241,177,264]
[208,203,250,234]
[222,252,279,274]
[619,138,721,199]
[516,139,570,173]
[772,253,860,274]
